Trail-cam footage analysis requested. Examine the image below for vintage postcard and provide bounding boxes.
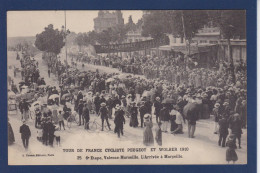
[7,10,247,165]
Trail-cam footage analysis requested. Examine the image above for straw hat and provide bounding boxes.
[115,104,120,109]
[100,102,106,106]
[214,103,220,108]
[144,114,151,119]
[223,102,229,106]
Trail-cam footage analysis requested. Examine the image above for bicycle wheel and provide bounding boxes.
[67,117,72,129]
[74,115,79,125]
[30,111,35,120]
[124,111,131,118]
[104,124,112,131]
[87,122,97,131]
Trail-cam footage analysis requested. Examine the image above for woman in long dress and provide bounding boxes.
[8,118,15,145]
[129,102,138,127]
[143,114,154,146]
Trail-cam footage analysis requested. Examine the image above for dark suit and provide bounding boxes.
[83,107,90,129]
[20,124,31,149]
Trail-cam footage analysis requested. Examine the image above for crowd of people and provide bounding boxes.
[8,50,247,163]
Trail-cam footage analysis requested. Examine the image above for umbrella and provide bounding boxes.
[114,74,131,79]
[19,81,26,85]
[183,102,199,119]
[31,101,41,108]
[21,86,28,89]
[49,94,60,100]
[106,78,115,83]
[79,74,85,77]
[38,85,46,88]
[162,98,174,104]
[61,93,71,100]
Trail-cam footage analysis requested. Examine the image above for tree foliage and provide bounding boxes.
[142,10,209,40]
[75,24,128,46]
[207,10,246,39]
[142,11,172,39]
[35,24,65,55]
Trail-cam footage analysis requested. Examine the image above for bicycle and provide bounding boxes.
[66,111,79,128]
[120,107,131,118]
[86,118,111,132]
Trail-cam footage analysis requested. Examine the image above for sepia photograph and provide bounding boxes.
[7,10,247,165]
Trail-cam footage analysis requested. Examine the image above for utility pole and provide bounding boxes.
[181,10,189,70]
[64,11,68,73]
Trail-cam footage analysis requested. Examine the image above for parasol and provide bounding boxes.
[38,85,46,88]
[31,101,41,109]
[48,94,60,100]
[21,86,28,89]
[183,102,199,119]
[162,98,175,104]
[114,74,132,79]
[106,78,115,83]
[61,93,71,100]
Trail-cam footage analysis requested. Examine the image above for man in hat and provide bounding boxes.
[100,94,106,106]
[46,117,56,147]
[83,103,90,130]
[154,97,162,123]
[98,103,111,131]
[94,92,100,115]
[19,120,31,150]
[213,102,221,134]
[106,95,114,119]
[77,99,84,126]
[229,113,242,148]
[139,101,147,128]
[114,105,125,137]
[19,99,30,121]
[35,108,42,128]
[159,104,170,133]
[218,115,229,147]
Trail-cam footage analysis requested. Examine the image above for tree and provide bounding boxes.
[35,24,65,55]
[96,28,113,45]
[142,10,209,53]
[75,32,91,51]
[207,10,246,82]
[142,11,172,39]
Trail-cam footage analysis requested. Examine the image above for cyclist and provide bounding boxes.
[98,102,111,131]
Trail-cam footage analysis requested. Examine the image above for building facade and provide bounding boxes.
[94,10,124,33]
[192,22,221,44]
[125,30,152,43]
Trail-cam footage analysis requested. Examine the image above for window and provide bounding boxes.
[209,41,218,44]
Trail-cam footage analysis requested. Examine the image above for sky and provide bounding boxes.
[7,10,143,37]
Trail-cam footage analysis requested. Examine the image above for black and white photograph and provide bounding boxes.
[7,10,247,165]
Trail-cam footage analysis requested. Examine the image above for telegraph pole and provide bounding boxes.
[64,11,68,73]
[181,10,188,69]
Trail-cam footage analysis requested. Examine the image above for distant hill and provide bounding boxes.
[7,36,36,47]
